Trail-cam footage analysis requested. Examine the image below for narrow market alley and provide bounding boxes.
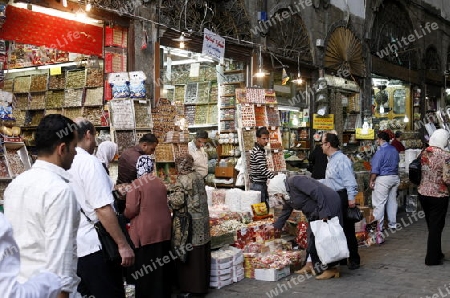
[206,209,450,298]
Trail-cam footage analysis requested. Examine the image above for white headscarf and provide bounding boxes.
[267,173,290,201]
[429,129,449,151]
[96,141,118,168]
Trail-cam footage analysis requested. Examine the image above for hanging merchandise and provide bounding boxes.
[128,71,146,98]
[108,72,130,98]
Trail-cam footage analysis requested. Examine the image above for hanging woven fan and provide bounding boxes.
[324,27,365,77]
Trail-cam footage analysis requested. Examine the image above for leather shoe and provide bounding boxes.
[295,263,316,276]
[315,268,340,280]
[348,262,360,270]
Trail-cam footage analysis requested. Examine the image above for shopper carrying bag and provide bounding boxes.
[310,216,349,265]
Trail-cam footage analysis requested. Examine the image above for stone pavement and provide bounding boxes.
[206,209,450,298]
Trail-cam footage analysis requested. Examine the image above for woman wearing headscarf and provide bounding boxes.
[418,129,450,265]
[271,174,344,279]
[96,141,118,175]
[124,155,172,297]
[168,154,210,297]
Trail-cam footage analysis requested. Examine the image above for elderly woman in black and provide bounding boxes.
[272,174,344,280]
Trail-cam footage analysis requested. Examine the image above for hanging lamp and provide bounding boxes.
[254,45,267,77]
[292,54,303,85]
[172,32,191,49]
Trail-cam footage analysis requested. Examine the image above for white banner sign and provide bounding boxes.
[202,28,225,62]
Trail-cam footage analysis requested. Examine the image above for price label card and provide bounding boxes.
[271,126,276,130]
[274,149,279,153]
[245,127,251,130]
[50,66,62,75]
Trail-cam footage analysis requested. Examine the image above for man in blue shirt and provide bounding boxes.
[369,131,400,233]
[320,133,360,271]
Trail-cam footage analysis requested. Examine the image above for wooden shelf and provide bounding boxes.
[220,129,237,133]
[223,69,244,74]
[220,118,235,121]
[220,106,236,109]
[222,82,244,85]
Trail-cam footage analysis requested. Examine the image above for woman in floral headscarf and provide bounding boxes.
[124,155,172,298]
[168,154,210,297]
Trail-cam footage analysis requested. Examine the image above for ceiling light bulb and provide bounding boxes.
[179,41,185,49]
[86,1,92,11]
[62,0,68,7]
[380,105,385,114]
[404,114,409,123]
[254,68,266,77]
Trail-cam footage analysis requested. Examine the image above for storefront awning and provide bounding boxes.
[0,6,103,57]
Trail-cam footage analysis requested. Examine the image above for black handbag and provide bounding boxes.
[408,153,422,185]
[81,209,135,261]
[346,206,363,223]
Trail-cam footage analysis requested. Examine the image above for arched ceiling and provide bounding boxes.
[369,0,419,69]
[265,8,312,63]
[159,0,251,42]
[424,46,440,71]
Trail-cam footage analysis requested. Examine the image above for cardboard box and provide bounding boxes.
[355,192,365,206]
[359,206,373,223]
[254,266,291,281]
[211,261,233,270]
[210,278,233,289]
[210,267,232,276]
[210,273,232,282]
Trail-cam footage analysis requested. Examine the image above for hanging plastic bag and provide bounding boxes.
[310,216,349,265]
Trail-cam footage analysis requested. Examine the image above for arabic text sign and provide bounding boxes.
[312,114,334,130]
[202,28,225,61]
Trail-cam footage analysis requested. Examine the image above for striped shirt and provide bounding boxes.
[249,143,275,183]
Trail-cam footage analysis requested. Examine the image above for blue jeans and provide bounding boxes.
[250,182,269,211]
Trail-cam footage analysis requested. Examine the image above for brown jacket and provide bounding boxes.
[124,174,171,247]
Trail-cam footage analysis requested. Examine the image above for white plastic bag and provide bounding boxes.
[310,216,349,265]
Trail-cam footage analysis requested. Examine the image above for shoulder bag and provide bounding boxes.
[409,152,423,185]
[81,209,135,262]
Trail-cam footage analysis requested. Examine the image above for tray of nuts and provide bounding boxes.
[64,88,84,107]
[85,68,103,87]
[134,101,152,128]
[46,90,65,109]
[84,87,104,106]
[14,94,29,110]
[83,107,104,126]
[155,143,175,162]
[3,79,13,92]
[29,92,47,110]
[30,74,49,92]
[48,74,66,90]
[11,110,26,126]
[66,69,86,89]
[29,110,45,126]
[115,130,136,154]
[63,107,83,120]
[13,76,31,93]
